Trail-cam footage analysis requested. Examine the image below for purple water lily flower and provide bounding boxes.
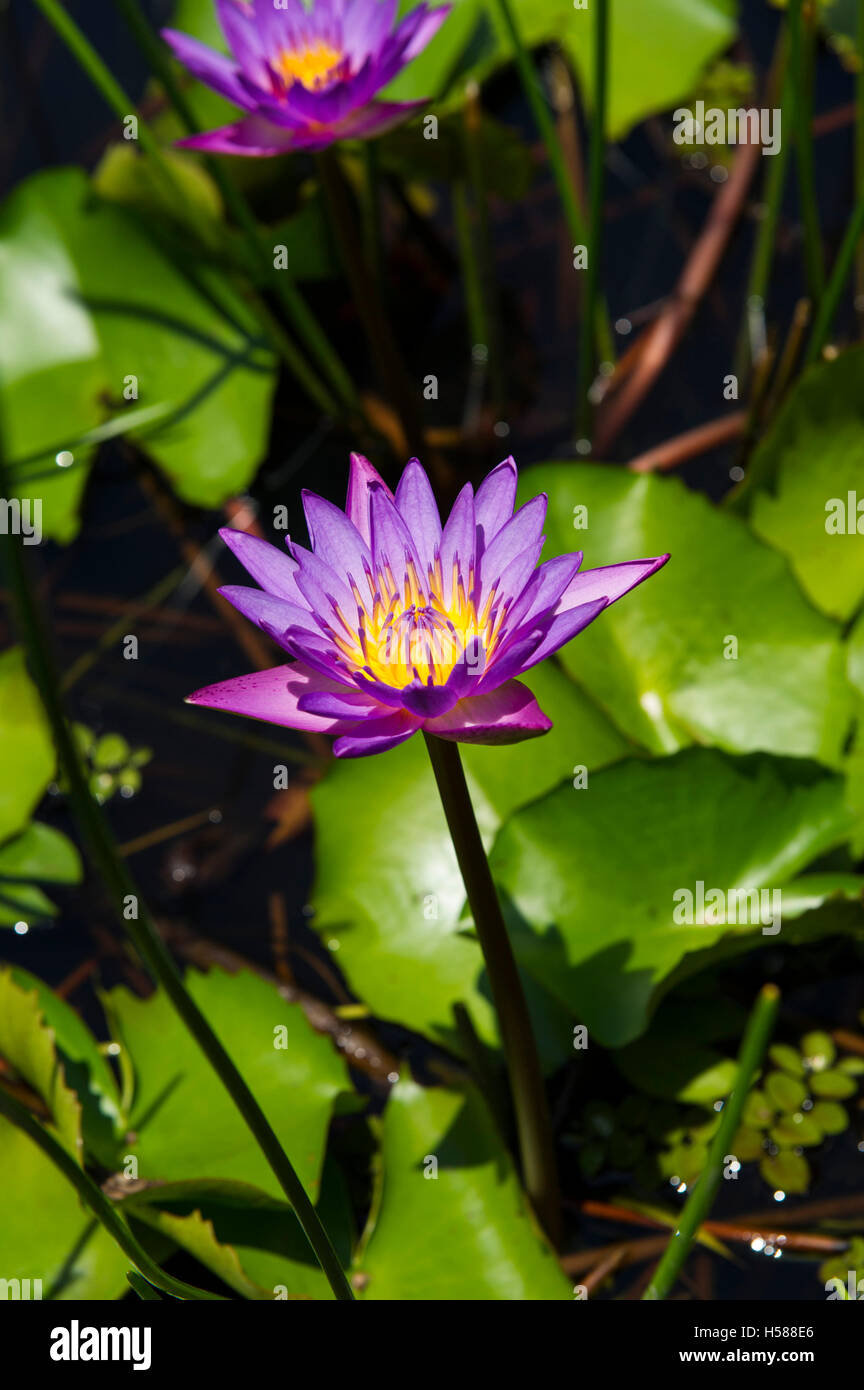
[188,455,668,756]
[162,0,451,155]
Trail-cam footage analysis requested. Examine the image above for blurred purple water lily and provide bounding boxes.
[188,455,668,755]
[162,0,451,154]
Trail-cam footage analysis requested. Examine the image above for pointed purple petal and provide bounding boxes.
[370,484,423,576]
[517,596,609,669]
[438,482,475,604]
[333,709,421,757]
[175,115,300,156]
[503,551,583,631]
[161,29,255,109]
[394,458,441,573]
[219,528,306,605]
[558,555,670,610]
[425,680,552,745]
[474,455,518,552]
[346,452,392,545]
[218,585,323,647]
[478,493,546,595]
[186,662,359,732]
[301,489,373,593]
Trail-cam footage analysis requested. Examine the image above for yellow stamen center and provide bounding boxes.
[327,558,504,690]
[274,41,344,91]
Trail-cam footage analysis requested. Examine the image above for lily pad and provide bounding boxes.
[0,647,55,844]
[0,168,275,540]
[354,1078,571,1299]
[103,967,352,1201]
[522,462,851,763]
[748,349,864,622]
[490,749,852,1046]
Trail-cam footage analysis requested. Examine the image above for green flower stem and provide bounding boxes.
[453,182,491,358]
[317,149,425,456]
[575,0,609,441]
[804,186,864,363]
[789,0,824,303]
[0,451,354,1302]
[36,0,355,420]
[0,1086,222,1300]
[492,0,614,367]
[643,983,780,1301]
[732,34,791,383]
[423,733,561,1244]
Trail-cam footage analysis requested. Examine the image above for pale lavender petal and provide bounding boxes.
[425,680,552,745]
[478,493,546,594]
[288,540,356,619]
[474,630,545,692]
[503,551,583,631]
[394,458,441,573]
[558,555,670,611]
[215,0,270,85]
[346,452,392,545]
[301,490,373,592]
[492,537,545,610]
[186,662,358,732]
[162,29,255,109]
[517,596,609,669]
[474,455,517,551]
[218,585,324,646]
[342,0,398,64]
[370,484,423,576]
[438,482,475,604]
[391,3,451,61]
[266,622,347,681]
[333,709,421,757]
[219,528,306,606]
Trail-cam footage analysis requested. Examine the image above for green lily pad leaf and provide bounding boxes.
[0,969,81,1157]
[742,1090,774,1130]
[809,1100,848,1135]
[490,749,851,1046]
[123,1167,355,1301]
[0,647,55,844]
[775,874,864,918]
[769,1044,805,1076]
[310,661,626,1061]
[748,349,864,621]
[7,966,125,1166]
[354,1079,571,1299]
[0,1119,130,1299]
[523,463,851,763]
[801,1031,836,1071]
[837,1056,864,1075]
[0,168,276,540]
[765,1071,807,1114]
[92,143,224,247]
[617,1038,735,1106]
[759,1150,810,1195]
[731,1126,765,1161]
[0,822,83,928]
[810,1069,857,1099]
[771,1113,822,1147]
[103,967,351,1201]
